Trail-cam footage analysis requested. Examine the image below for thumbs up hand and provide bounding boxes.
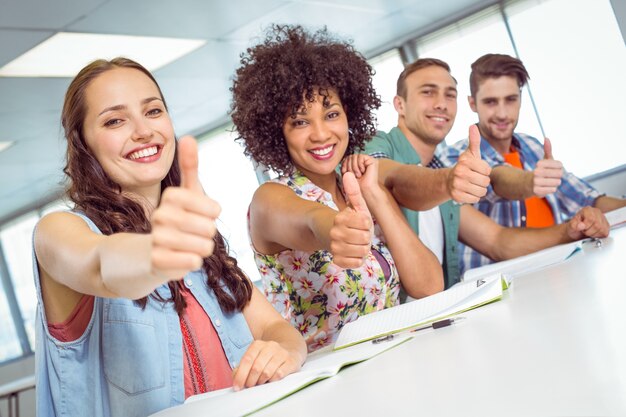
[531,138,563,197]
[150,136,221,280]
[448,125,492,204]
[329,172,373,269]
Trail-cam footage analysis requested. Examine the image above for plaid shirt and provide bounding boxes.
[438,131,601,273]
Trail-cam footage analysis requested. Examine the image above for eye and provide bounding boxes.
[292,119,308,127]
[327,111,340,120]
[446,92,457,99]
[104,118,122,127]
[421,90,434,96]
[146,108,163,117]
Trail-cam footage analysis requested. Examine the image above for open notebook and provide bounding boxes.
[149,335,411,417]
[606,206,626,229]
[462,240,582,283]
[333,273,505,350]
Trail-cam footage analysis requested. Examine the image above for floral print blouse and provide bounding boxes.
[251,171,400,352]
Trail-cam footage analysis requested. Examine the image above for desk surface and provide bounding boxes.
[253,226,626,416]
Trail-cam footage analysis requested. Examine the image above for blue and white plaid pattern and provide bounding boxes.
[438,132,601,272]
[371,151,445,169]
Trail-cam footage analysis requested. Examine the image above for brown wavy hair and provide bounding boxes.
[470,53,529,98]
[62,57,252,314]
[396,58,453,99]
[230,24,381,176]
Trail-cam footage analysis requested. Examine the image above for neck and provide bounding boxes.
[484,136,512,156]
[123,185,161,217]
[299,169,345,208]
[397,124,437,165]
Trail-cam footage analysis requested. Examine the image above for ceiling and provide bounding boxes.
[0,0,498,224]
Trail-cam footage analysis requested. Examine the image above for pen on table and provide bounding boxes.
[583,237,603,248]
[371,317,466,344]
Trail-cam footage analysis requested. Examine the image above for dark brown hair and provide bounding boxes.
[469,53,530,98]
[230,24,381,176]
[396,58,452,99]
[62,57,252,314]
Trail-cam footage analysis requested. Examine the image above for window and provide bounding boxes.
[505,0,626,177]
[369,49,405,133]
[196,127,262,282]
[1,214,39,351]
[0,284,21,363]
[415,6,544,148]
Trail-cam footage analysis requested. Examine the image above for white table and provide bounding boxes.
[251,226,626,416]
[0,374,35,417]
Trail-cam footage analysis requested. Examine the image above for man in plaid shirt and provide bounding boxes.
[439,54,625,273]
[357,58,609,287]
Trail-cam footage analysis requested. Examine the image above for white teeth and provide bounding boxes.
[310,145,333,156]
[431,117,446,122]
[128,145,158,160]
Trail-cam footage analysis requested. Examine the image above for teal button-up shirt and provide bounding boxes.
[363,127,461,288]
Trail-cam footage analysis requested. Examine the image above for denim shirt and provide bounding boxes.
[33,211,253,417]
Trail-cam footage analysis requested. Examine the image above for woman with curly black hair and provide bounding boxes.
[231,25,443,351]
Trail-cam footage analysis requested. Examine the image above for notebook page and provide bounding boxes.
[333,275,502,350]
[462,240,581,282]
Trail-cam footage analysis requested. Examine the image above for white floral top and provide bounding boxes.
[251,171,400,352]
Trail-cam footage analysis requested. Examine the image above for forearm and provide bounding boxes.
[363,186,444,298]
[98,233,168,300]
[490,223,570,261]
[260,320,307,366]
[306,208,337,251]
[594,196,626,213]
[490,165,534,200]
[384,165,451,211]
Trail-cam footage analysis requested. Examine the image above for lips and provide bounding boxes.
[308,144,335,160]
[126,144,161,161]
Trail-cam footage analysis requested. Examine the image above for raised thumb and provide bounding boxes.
[543,137,553,160]
[342,172,369,214]
[178,135,203,192]
[467,125,482,158]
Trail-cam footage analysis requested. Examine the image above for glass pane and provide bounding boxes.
[1,212,39,350]
[506,0,626,177]
[370,49,405,133]
[0,286,22,363]
[416,7,543,149]
[196,127,262,282]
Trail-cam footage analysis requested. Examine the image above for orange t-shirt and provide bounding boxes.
[503,149,555,228]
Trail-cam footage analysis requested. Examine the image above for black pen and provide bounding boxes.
[371,317,466,344]
[410,316,466,333]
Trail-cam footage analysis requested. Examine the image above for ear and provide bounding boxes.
[468,95,477,113]
[393,95,404,115]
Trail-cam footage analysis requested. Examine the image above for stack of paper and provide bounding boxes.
[462,240,581,283]
[606,206,626,228]
[333,274,504,350]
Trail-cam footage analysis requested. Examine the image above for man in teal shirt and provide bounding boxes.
[362,58,609,288]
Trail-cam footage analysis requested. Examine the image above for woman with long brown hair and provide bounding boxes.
[33,57,305,417]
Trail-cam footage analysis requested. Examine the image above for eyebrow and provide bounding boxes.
[98,97,163,116]
[294,101,340,116]
[418,83,457,92]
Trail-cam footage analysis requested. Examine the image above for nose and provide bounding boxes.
[433,93,447,111]
[130,117,154,142]
[494,103,507,119]
[309,120,331,143]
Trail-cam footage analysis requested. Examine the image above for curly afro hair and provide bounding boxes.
[230,24,381,176]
